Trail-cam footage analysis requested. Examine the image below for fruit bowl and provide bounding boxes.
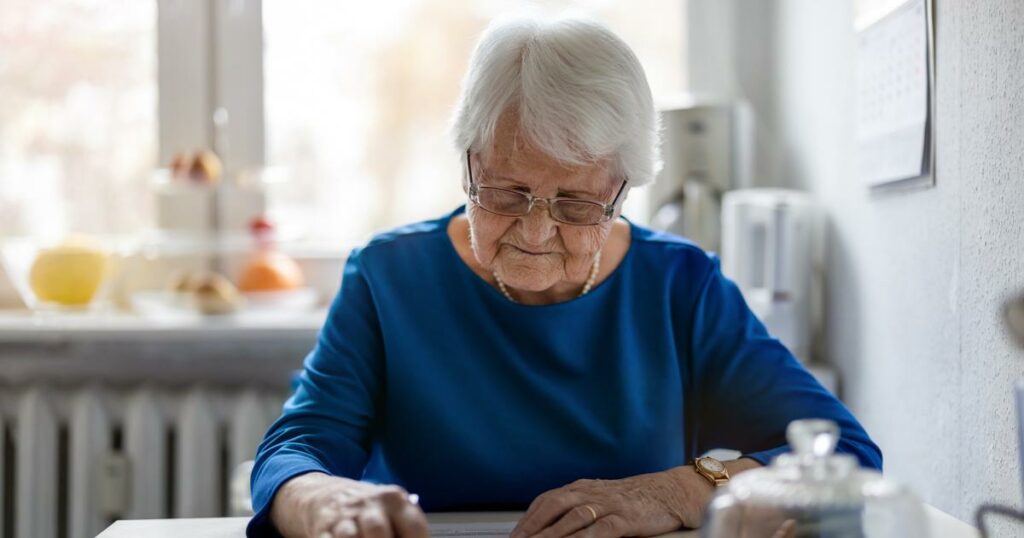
[0,236,123,312]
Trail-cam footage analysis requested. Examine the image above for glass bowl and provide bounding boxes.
[0,236,125,313]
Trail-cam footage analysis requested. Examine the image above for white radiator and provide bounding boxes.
[0,384,287,538]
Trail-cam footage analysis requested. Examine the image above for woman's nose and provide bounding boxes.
[518,200,558,242]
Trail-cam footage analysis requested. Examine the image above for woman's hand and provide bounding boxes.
[270,472,429,538]
[511,460,760,538]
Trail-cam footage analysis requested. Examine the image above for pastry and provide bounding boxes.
[192,272,242,315]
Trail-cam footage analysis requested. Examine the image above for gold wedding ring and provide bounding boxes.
[583,504,598,524]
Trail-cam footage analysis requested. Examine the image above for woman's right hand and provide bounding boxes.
[270,472,430,538]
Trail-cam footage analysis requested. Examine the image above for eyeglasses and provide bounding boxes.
[465,150,628,226]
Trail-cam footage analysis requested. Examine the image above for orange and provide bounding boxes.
[238,251,304,292]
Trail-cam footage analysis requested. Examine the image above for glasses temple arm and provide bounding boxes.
[607,179,629,214]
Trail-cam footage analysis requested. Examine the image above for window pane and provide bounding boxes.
[263,1,685,242]
[0,0,158,237]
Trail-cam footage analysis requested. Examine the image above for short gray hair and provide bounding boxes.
[450,14,661,187]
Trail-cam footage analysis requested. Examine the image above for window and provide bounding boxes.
[0,0,684,243]
[263,0,686,242]
[0,0,157,237]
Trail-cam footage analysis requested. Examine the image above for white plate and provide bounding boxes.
[131,287,319,322]
[242,287,319,311]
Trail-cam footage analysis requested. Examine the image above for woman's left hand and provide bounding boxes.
[509,466,714,538]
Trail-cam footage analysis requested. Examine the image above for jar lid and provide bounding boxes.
[724,420,885,510]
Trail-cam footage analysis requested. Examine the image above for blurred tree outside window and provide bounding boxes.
[0,0,157,237]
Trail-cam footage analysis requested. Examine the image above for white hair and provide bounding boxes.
[450,14,661,187]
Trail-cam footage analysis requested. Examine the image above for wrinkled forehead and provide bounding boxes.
[475,114,617,196]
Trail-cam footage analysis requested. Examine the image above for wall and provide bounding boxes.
[728,0,1024,526]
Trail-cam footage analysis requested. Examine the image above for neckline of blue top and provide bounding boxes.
[440,204,639,311]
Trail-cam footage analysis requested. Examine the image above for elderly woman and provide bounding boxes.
[248,15,880,538]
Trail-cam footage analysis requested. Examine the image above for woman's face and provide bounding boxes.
[467,115,622,293]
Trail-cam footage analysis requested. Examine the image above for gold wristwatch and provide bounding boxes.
[692,456,730,487]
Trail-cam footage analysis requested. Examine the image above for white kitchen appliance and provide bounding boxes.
[721,189,814,363]
[646,95,753,253]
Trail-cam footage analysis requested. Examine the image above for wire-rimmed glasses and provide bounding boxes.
[465,150,627,226]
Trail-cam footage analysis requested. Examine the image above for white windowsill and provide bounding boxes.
[0,308,326,343]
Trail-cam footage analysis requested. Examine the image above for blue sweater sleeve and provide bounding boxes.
[247,249,384,537]
[684,257,882,470]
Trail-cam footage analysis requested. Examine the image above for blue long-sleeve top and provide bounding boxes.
[248,206,881,536]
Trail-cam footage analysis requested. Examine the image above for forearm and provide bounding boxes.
[660,458,762,528]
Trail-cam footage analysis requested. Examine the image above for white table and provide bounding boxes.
[97,505,978,537]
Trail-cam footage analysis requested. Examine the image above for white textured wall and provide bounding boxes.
[738,0,1024,525]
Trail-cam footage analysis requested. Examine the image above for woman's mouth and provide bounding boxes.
[509,245,552,256]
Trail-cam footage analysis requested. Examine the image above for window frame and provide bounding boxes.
[156,0,690,234]
[157,0,265,176]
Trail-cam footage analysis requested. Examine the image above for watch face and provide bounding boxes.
[699,458,725,473]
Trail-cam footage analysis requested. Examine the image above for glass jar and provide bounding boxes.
[702,419,928,538]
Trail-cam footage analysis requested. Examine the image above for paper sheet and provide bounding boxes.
[429,520,517,537]
[855,0,931,186]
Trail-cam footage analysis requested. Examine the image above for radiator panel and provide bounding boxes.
[1,384,285,538]
[123,388,168,520]
[15,387,58,538]
[68,387,111,538]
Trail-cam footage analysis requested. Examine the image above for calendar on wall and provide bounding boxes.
[855,0,935,189]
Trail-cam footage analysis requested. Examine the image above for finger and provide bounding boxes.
[311,505,342,538]
[531,504,600,538]
[565,516,624,538]
[375,486,411,514]
[511,493,552,536]
[771,519,797,538]
[375,487,429,538]
[513,490,582,537]
[331,517,359,538]
[390,503,430,538]
[357,504,395,538]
